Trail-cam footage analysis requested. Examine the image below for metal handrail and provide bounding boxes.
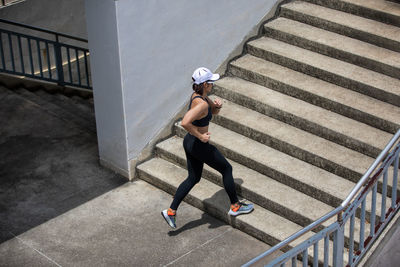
[244,129,400,267]
[0,18,91,89]
[243,206,344,266]
[341,130,400,208]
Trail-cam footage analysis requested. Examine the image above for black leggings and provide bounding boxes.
[170,133,239,210]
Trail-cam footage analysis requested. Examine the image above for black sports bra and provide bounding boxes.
[188,95,212,127]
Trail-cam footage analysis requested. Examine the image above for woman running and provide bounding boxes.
[162,67,254,229]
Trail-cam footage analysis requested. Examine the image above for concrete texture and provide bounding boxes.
[156,135,334,227]
[364,213,400,267]
[138,0,400,265]
[85,0,130,176]
[174,121,367,209]
[304,0,400,27]
[227,62,393,158]
[264,17,400,79]
[170,123,378,241]
[247,37,400,107]
[212,96,374,182]
[0,85,277,266]
[0,180,273,267]
[137,158,317,250]
[85,0,283,178]
[2,0,400,265]
[281,1,400,52]
[12,87,96,133]
[242,30,400,134]
[0,87,126,243]
[138,152,350,265]
[209,96,399,197]
[0,84,397,266]
[154,135,369,249]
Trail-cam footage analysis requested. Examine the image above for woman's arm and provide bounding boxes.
[181,101,210,143]
[206,97,223,115]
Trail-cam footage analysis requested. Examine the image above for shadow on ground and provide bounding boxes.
[167,178,247,236]
[0,88,126,243]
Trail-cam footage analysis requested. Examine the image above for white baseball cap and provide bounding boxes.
[192,67,220,85]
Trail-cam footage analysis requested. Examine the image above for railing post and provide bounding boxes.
[333,213,345,267]
[54,36,64,86]
[337,211,343,223]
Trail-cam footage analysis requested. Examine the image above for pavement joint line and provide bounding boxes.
[163,227,233,266]
[9,231,63,267]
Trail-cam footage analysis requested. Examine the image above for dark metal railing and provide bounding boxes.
[0,18,91,90]
[244,129,400,267]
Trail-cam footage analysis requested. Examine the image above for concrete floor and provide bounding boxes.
[0,87,126,244]
[0,86,399,266]
[0,87,278,266]
[0,179,276,266]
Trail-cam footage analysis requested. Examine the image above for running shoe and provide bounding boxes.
[228,202,254,216]
[161,209,176,229]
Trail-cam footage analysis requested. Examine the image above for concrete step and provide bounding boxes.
[209,95,399,198]
[281,1,400,52]
[229,50,400,135]
[35,90,95,124]
[216,74,393,158]
[133,1,399,263]
[263,17,400,79]
[155,136,368,249]
[136,157,347,265]
[137,157,311,248]
[246,37,400,107]
[304,0,400,27]
[155,135,334,229]
[233,49,400,135]
[173,122,389,221]
[210,96,372,183]
[12,87,96,133]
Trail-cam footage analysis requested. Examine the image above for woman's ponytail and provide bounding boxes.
[192,79,205,95]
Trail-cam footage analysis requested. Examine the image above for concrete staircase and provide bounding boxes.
[0,84,96,134]
[137,0,400,264]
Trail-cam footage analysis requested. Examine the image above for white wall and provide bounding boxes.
[85,0,129,175]
[85,0,280,178]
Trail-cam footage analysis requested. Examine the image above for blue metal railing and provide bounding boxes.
[244,129,400,267]
[0,18,91,90]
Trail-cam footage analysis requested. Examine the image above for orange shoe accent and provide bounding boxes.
[231,203,240,212]
[167,208,176,216]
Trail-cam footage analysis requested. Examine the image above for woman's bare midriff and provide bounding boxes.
[197,125,209,134]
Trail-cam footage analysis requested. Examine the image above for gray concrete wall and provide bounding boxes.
[85,0,129,175]
[86,0,280,179]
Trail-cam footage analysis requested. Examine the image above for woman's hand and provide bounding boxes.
[213,98,222,109]
[199,132,211,143]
